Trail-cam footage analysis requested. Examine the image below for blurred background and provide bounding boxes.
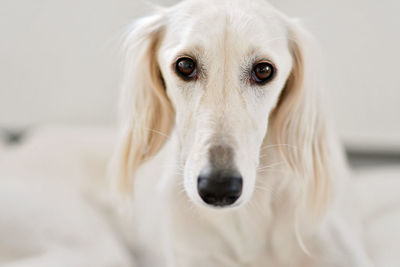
[1,0,399,169]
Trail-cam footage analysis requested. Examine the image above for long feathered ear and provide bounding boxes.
[270,20,338,219]
[110,13,174,194]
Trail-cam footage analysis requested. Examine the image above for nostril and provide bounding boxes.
[222,196,239,205]
[203,195,217,205]
[197,168,243,207]
[225,178,243,196]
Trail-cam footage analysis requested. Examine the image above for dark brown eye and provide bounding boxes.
[176,57,197,80]
[251,62,275,84]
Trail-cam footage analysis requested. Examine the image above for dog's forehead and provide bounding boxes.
[162,0,289,60]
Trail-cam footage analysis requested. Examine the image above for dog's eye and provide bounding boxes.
[251,62,275,84]
[175,57,197,80]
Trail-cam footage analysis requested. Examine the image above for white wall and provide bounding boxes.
[269,0,400,151]
[0,0,175,127]
[1,0,399,151]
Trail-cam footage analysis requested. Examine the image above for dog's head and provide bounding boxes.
[111,0,337,216]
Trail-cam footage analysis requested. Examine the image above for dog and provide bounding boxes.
[6,0,399,266]
[108,0,375,266]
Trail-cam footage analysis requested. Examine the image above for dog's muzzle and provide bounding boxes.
[196,145,242,207]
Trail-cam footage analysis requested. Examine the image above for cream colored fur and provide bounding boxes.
[1,1,400,267]
[110,0,374,266]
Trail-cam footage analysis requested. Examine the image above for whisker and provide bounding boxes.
[257,169,293,175]
[137,126,172,139]
[257,161,285,171]
[254,181,282,203]
[259,144,298,152]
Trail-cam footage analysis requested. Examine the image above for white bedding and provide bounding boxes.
[0,126,399,266]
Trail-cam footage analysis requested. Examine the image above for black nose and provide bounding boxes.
[197,166,243,207]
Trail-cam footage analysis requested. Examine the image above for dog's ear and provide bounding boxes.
[270,20,340,219]
[110,13,174,194]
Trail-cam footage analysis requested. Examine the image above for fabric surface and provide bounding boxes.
[0,125,399,266]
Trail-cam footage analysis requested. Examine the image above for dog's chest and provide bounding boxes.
[127,190,309,267]
[129,161,305,267]
[160,195,297,267]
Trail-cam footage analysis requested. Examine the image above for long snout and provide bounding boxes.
[196,145,243,207]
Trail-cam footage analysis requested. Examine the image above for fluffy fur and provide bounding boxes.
[4,1,400,267]
[109,0,373,266]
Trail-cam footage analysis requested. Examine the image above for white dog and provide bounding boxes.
[2,0,400,267]
[109,0,374,266]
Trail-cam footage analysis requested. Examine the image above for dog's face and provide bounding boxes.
[113,0,333,216]
[156,1,293,208]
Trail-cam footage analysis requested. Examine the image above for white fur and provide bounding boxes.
[109,0,374,266]
[1,1,400,267]
[2,126,400,267]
